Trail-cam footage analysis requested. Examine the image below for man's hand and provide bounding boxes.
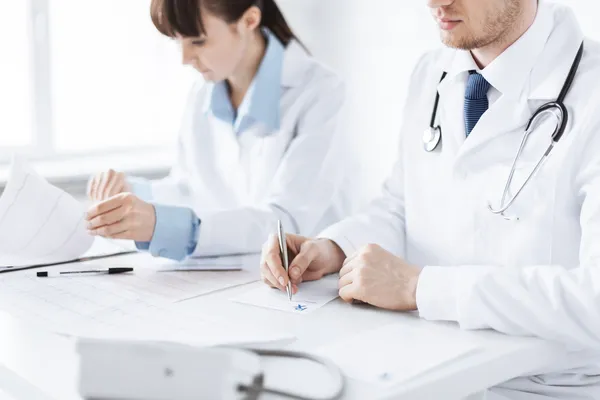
[260,234,346,293]
[86,193,156,242]
[339,244,422,311]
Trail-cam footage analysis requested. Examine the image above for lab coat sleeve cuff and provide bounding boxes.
[416,266,461,322]
[317,222,369,257]
[128,177,153,202]
[317,230,355,258]
[416,266,495,322]
[135,204,200,261]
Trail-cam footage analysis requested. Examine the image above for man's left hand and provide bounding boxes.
[338,244,422,311]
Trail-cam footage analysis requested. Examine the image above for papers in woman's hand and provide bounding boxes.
[0,158,93,267]
[231,275,339,314]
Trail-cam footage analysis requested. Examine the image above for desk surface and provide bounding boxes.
[0,253,566,400]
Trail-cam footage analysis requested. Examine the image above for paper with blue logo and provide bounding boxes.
[230,275,339,314]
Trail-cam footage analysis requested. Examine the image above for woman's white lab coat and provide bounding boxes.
[320,2,600,399]
[137,39,349,258]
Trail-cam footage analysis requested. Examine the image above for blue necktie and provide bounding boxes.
[464,71,491,136]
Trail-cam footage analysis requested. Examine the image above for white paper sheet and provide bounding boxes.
[9,262,259,303]
[0,158,94,267]
[83,238,135,258]
[231,275,339,314]
[316,323,480,387]
[0,272,290,347]
[154,255,245,271]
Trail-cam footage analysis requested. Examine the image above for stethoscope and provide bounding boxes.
[236,348,345,400]
[423,42,584,219]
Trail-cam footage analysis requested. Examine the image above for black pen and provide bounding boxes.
[36,267,134,277]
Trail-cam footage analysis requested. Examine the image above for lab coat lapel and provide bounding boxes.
[242,41,310,200]
[456,93,532,162]
[436,75,468,156]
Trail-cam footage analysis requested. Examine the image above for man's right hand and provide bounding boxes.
[87,169,131,202]
[260,233,346,293]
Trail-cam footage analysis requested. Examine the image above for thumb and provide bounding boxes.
[288,240,320,284]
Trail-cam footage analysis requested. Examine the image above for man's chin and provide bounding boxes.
[440,32,477,50]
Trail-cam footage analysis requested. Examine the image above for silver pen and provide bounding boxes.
[277,220,293,301]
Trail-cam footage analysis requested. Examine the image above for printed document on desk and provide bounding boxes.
[0,157,93,267]
[0,273,292,347]
[231,275,339,314]
[9,259,259,303]
[316,323,481,387]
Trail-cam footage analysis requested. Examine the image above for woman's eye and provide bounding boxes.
[192,39,205,46]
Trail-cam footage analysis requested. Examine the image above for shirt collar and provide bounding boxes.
[441,0,554,99]
[203,28,285,134]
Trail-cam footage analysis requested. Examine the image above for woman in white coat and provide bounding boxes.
[85,0,348,260]
[263,0,600,398]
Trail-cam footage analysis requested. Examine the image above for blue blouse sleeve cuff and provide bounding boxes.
[135,204,200,261]
[128,177,153,202]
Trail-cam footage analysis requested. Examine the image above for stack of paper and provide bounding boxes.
[0,158,94,267]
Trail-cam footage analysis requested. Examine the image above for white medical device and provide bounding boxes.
[77,338,345,400]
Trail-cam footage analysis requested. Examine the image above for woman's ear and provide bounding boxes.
[239,5,262,32]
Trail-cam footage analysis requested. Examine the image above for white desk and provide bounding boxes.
[0,253,567,400]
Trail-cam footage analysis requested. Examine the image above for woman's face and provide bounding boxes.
[178,8,255,82]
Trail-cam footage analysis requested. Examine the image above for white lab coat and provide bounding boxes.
[320,2,600,399]
[146,41,349,256]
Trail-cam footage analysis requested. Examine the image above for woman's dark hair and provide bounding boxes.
[151,0,298,46]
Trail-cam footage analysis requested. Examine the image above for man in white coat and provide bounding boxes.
[262,0,600,398]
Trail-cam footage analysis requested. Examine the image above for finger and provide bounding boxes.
[96,171,111,200]
[89,174,102,201]
[87,176,97,199]
[339,256,359,278]
[106,172,126,199]
[104,170,121,200]
[285,233,304,255]
[87,205,128,230]
[301,270,324,282]
[86,193,129,221]
[288,241,320,284]
[89,219,129,238]
[261,261,283,290]
[100,170,115,200]
[338,268,357,290]
[264,234,289,287]
[339,283,358,303]
[104,178,125,200]
[342,251,358,268]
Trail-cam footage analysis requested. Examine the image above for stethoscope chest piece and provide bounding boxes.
[423,126,441,152]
